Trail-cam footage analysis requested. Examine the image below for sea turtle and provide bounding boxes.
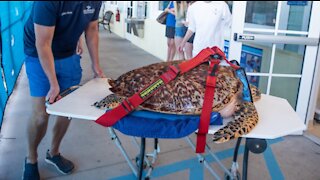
[94,59,261,143]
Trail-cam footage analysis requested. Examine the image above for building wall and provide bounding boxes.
[103,1,167,61]
[0,1,33,127]
[125,19,167,61]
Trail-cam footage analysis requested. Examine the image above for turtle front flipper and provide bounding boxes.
[93,94,124,110]
[212,101,258,143]
[249,84,261,102]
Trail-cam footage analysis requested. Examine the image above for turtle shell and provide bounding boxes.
[108,60,243,115]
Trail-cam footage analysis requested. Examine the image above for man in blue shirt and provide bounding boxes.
[23,2,105,180]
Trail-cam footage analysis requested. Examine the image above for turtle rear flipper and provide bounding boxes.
[212,102,258,143]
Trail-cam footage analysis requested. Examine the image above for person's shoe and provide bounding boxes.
[22,158,40,180]
[45,150,74,175]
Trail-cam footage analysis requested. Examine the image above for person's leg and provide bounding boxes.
[24,55,51,180]
[185,42,193,60]
[175,26,187,60]
[185,33,195,59]
[166,26,176,61]
[26,97,49,164]
[49,116,71,156]
[175,36,185,60]
[45,115,74,175]
[167,38,176,61]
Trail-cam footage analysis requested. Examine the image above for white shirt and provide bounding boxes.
[187,1,232,57]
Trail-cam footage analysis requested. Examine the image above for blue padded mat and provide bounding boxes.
[112,110,222,138]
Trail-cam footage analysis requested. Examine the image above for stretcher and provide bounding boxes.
[46,78,306,179]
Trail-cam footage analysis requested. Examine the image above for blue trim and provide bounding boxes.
[110,138,284,179]
[263,147,285,180]
[189,163,204,180]
[0,2,33,128]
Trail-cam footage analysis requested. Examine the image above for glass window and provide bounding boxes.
[245,1,277,27]
[278,1,312,31]
[273,41,306,74]
[247,76,268,94]
[270,77,301,109]
[240,31,274,74]
[137,1,147,19]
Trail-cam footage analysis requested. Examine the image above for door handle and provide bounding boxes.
[234,33,319,46]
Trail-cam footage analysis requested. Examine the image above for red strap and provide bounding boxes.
[196,61,219,153]
[95,48,215,127]
[178,47,214,73]
[210,46,240,70]
[95,66,179,126]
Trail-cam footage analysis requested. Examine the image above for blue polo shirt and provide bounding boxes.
[24,1,102,59]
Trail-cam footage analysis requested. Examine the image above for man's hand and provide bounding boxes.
[76,37,83,55]
[92,65,106,78]
[46,83,61,104]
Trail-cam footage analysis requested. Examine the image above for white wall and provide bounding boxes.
[103,1,167,61]
[126,19,167,61]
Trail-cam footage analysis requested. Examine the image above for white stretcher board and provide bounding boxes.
[46,78,306,139]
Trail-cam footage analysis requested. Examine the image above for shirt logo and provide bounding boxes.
[61,11,73,16]
[83,5,95,14]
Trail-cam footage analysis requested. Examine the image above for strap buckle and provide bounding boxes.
[210,54,223,60]
[121,98,134,113]
[211,46,226,60]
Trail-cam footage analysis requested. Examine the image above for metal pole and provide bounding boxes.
[242,139,249,180]
[138,138,146,180]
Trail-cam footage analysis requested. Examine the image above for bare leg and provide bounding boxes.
[26,97,49,164]
[49,116,71,156]
[175,37,185,60]
[185,42,193,60]
[167,38,176,61]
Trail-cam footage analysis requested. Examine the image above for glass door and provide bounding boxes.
[228,1,320,126]
[125,1,134,41]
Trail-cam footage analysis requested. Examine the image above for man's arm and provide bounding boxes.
[85,20,106,78]
[34,24,60,103]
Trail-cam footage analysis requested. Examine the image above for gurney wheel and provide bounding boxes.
[224,169,240,180]
[246,138,267,154]
[135,156,147,169]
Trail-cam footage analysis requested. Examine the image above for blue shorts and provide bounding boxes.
[25,54,82,97]
[175,26,187,37]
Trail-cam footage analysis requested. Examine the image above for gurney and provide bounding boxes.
[47,77,306,179]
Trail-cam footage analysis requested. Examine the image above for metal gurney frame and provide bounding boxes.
[46,78,306,179]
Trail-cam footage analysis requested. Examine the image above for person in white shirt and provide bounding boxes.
[178,1,232,57]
